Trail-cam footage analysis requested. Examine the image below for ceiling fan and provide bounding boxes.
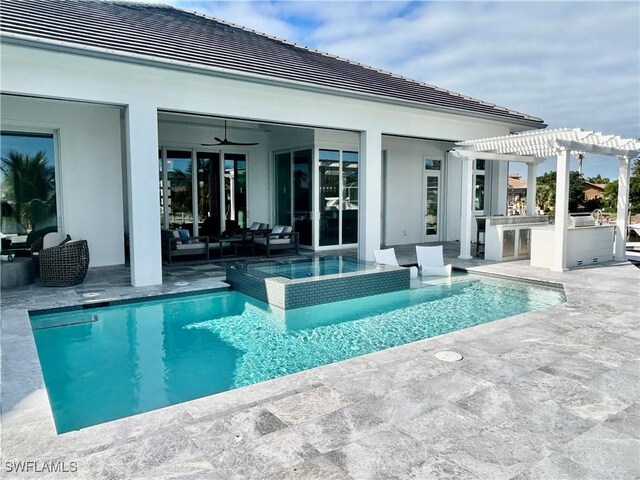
[202,120,259,146]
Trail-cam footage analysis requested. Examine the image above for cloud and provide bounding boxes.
[170,0,638,178]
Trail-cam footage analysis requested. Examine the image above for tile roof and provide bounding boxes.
[0,0,545,126]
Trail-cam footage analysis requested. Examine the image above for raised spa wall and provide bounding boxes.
[226,263,410,309]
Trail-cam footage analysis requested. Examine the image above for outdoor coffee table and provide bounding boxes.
[210,235,245,258]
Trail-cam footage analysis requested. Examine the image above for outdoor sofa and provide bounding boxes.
[161,228,209,265]
[251,225,299,257]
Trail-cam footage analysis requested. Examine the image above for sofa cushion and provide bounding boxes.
[254,237,290,246]
[249,222,262,230]
[175,243,205,251]
[177,228,191,244]
[271,225,285,234]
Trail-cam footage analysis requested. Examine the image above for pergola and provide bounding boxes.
[452,128,640,272]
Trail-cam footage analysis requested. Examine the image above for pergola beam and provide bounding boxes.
[453,149,539,164]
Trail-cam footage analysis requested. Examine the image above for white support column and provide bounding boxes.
[358,129,382,261]
[551,148,570,272]
[125,102,163,286]
[458,157,474,259]
[526,163,537,216]
[614,155,631,261]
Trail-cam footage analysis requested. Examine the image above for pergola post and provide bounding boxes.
[551,148,570,272]
[358,129,382,262]
[458,157,474,259]
[614,155,631,260]
[526,163,537,215]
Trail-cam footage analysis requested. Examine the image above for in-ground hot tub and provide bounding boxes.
[226,256,410,309]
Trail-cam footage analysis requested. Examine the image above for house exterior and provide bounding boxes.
[584,181,606,201]
[0,0,547,286]
[507,173,529,215]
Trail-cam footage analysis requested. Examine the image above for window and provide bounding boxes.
[1,131,58,235]
[474,159,486,212]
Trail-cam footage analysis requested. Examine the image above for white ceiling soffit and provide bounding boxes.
[456,128,640,159]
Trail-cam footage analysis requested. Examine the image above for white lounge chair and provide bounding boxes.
[373,248,418,279]
[416,245,452,277]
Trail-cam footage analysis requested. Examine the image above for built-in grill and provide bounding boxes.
[568,213,596,228]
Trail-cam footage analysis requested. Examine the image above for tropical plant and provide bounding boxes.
[602,158,640,213]
[587,174,610,184]
[1,150,56,231]
[535,170,586,214]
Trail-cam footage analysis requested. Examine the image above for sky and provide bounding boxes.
[152,0,639,179]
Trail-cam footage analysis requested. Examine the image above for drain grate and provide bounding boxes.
[435,351,463,362]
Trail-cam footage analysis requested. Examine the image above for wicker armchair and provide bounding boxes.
[39,240,90,287]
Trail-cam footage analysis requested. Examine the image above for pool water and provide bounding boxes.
[249,256,375,279]
[30,274,565,433]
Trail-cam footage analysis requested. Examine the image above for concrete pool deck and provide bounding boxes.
[1,249,638,479]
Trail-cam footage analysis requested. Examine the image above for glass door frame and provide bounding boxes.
[422,157,443,243]
[272,146,315,249]
[314,146,359,250]
[159,144,250,236]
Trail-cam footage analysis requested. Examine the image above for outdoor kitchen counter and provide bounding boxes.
[483,215,549,262]
[530,223,615,269]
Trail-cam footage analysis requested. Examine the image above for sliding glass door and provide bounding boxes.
[197,152,220,235]
[224,153,247,231]
[319,149,358,247]
[159,148,246,235]
[273,149,313,247]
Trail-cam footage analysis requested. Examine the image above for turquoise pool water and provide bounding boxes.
[30,274,565,433]
[249,256,375,279]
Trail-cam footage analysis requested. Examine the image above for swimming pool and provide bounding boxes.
[30,273,565,433]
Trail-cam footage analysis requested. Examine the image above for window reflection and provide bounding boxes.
[1,131,57,236]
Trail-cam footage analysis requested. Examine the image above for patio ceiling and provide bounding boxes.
[455,127,640,160]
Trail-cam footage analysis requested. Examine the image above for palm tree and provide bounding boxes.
[1,150,56,231]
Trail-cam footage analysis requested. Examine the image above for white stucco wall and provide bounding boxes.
[1,95,125,267]
[381,136,453,246]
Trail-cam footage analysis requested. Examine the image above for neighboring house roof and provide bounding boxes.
[584,182,606,191]
[0,0,545,127]
[508,175,527,190]
[584,181,606,200]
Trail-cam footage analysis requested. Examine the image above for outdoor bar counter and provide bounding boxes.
[530,219,615,269]
[483,215,549,262]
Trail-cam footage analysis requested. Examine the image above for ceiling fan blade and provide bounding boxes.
[202,121,259,146]
[225,141,259,146]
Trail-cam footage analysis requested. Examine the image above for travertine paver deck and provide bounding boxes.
[1,247,638,479]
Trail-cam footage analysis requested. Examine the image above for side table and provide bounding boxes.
[1,256,35,289]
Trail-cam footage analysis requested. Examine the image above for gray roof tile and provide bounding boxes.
[0,0,545,126]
